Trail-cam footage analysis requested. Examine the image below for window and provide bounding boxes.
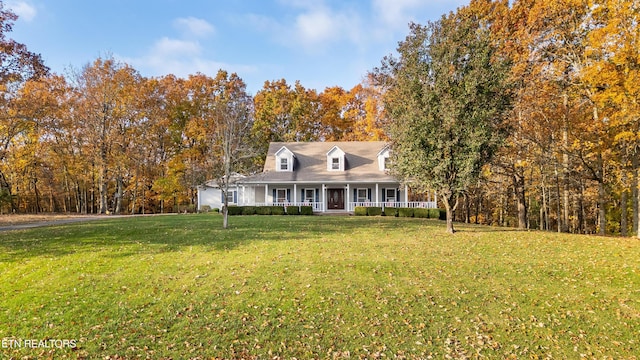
[276,189,287,203]
[305,189,315,203]
[385,188,396,202]
[331,157,340,170]
[357,188,368,202]
[383,157,390,170]
[224,190,237,204]
[279,157,289,171]
[327,146,345,171]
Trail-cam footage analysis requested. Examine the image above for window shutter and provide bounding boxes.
[382,188,386,201]
[233,191,237,204]
[286,189,291,202]
[315,189,319,202]
[272,189,276,202]
[301,189,305,200]
[368,188,372,201]
[221,191,224,203]
[353,189,357,201]
[397,189,401,202]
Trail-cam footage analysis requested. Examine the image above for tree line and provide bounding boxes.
[1,0,639,237]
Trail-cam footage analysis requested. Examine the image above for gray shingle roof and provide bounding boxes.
[241,141,399,184]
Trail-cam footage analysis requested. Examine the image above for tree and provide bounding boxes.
[375,5,512,234]
[72,57,141,214]
[252,79,320,159]
[584,0,640,237]
[0,3,48,211]
[188,71,255,229]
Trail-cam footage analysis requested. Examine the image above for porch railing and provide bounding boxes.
[254,201,324,212]
[252,201,437,212]
[348,201,437,212]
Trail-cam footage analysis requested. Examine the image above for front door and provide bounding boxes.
[327,188,345,210]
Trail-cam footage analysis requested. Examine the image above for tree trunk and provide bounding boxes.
[223,204,229,229]
[555,164,562,233]
[474,192,480,224]
[621,173,628,236]
[633,157,638,236]
[562,92,570,233]
[115,174,123,214]
[99,165,108,214]
[578,180,586,234]
[598,178,606,236]
[513,171,527,229]
[464,193,470,224]
[441,192,458,234]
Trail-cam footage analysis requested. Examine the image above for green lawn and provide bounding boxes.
[1,215,639,359]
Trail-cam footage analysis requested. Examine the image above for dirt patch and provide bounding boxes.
[0,214,97,226]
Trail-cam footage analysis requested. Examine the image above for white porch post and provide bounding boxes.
[346,183,350,211]
[293,184,297,204]
[265,184,269,204]
[375,183,379,205]
[321,184,326,212]
[404,184,409,205]
[242,185,245,205]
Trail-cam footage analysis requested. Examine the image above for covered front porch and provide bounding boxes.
[246,183,437,213]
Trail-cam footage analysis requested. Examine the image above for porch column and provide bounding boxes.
[346,183,350,211]
[405,184,409,205]
[293,183,297,204]
[242,185,245,205]
[375,183,379,205]
[321,184,326,212]
[265,184,268,204]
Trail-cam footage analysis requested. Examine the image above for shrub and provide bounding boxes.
[242,206,256,215]
[271,206,285,215]
[398,208,414,217]
[286,206,300,215]
[383,207,398,217]
[227,206,244,216]
[428,208,440,219]
[300,206,314,215]
[367,207,383,216]
[256,206,272,215]
[414,208,429,218]
[199,205,211,213]
[354,206,367,216]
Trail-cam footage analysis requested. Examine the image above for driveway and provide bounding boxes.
[0,215,130,232]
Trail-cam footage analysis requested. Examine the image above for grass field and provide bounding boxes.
[1,214,639,359]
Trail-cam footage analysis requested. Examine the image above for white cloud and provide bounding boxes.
[372,0,424,29]
[6,0,37,22]
[152,37,202,57]
[173,17,215,38]
[122,37,256,80]
[246,2,362,53]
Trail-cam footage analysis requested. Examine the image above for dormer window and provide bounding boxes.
[331,157,340,170]
[327,146,345,171]
[280,157,289,171]
[275,146,294,172]
[377,146,391,171]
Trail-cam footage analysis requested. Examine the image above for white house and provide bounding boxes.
[197,141,437,212]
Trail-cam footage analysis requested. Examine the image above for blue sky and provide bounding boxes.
[7,0,469,95]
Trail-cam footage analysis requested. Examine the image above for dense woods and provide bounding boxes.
[1,0,639,237]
